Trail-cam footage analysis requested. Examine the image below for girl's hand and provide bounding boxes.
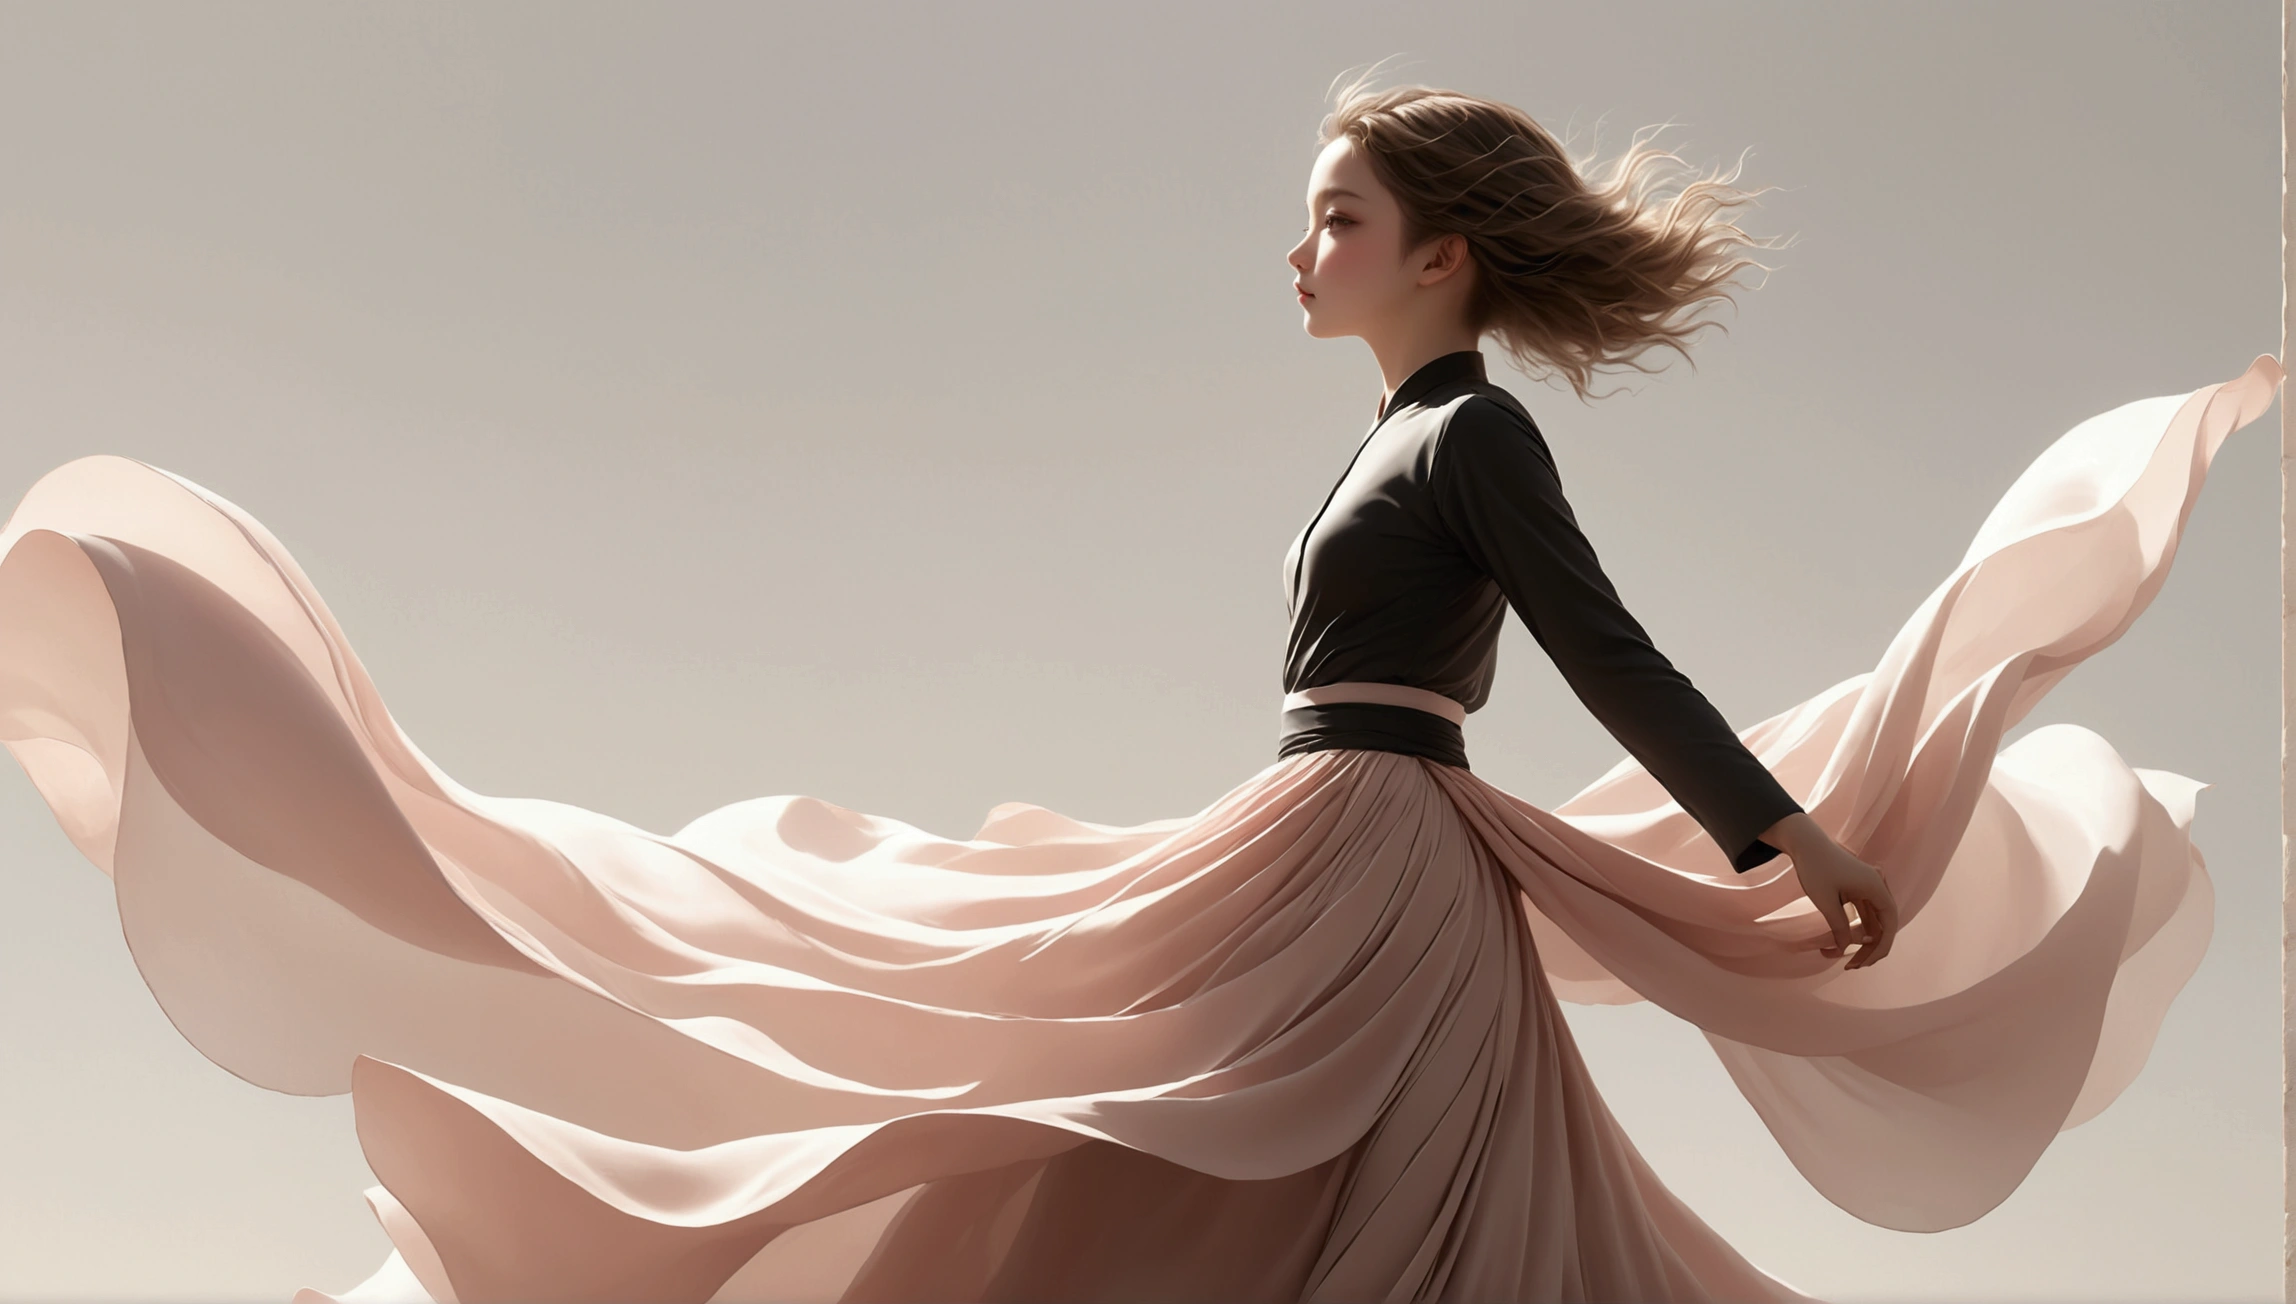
[1759,811,1898,969]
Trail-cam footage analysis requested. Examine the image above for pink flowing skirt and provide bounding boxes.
[0,356,2279,1303]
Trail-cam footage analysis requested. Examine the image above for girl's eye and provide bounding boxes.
[1321,213,1354,230]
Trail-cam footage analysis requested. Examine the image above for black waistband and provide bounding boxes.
[1277,702,1469,770]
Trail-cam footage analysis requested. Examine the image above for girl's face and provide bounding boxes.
[1286,138,1420,342]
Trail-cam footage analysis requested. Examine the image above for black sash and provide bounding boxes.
[1276,701,1468,770]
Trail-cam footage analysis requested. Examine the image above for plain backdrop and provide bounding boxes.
[0,2,2279,1301]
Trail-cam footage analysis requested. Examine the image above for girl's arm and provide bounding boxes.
[1429,395,1896,965]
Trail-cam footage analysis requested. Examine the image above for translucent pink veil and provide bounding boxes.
[0,354,2279,1302]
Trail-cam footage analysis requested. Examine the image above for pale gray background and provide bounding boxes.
[0,2,2278,1301]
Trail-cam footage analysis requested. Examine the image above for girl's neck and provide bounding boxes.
[1372,327,1484,414]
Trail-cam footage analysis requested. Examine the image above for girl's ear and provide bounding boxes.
[1417,233,1472,286]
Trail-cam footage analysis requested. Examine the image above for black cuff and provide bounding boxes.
[1732,837,1784,873]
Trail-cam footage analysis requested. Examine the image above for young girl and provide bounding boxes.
[1278,83,1895,961]
[0,79,2270,1303]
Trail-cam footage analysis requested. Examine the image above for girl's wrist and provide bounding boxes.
[1760,810,1828,861]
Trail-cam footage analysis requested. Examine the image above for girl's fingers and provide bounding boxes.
[1816,893,1852,957]
[1848,894,1892,968]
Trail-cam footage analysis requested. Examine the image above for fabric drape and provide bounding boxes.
[0,355,2275,1302]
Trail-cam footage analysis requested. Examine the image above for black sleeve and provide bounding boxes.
[1429,396,1802,872]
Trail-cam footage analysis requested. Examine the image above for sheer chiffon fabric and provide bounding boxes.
[0,355,2278,1303]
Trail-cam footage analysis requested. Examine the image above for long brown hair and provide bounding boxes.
[1319,73,1791,401]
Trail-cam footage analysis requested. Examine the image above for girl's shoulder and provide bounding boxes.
[1426,385,1556,486]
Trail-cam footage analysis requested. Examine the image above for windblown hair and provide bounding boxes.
[1319,73,1791,401]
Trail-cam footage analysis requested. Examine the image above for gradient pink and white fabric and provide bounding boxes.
[0,355,2279,1303]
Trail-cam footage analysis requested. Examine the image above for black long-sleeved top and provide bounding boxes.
[1277,350,1801,872]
